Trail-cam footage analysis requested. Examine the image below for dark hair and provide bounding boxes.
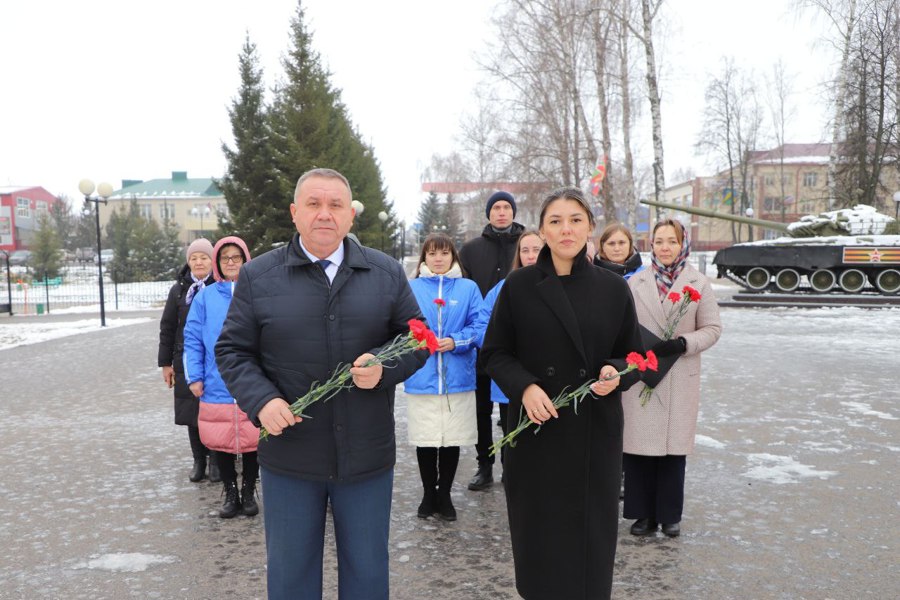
[598,223,635,260]
[415,233,466,278]
[218,242,246,264]
[652,219,685,246]
[511,230,543,270]
[539,187,596,228]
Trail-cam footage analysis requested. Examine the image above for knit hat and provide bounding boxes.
[185,238,214,263]
[485,191,517,219]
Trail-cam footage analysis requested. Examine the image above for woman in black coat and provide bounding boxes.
[482,187,643,600]
[158,238,218,483]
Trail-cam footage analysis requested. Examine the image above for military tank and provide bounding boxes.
[640,199,900,295]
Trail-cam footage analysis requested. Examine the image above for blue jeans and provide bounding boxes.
[261,467,393,600]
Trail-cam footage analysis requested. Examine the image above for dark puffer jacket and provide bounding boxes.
[459,222,526,297]
[158,263,215,425]
[215,234,428,483]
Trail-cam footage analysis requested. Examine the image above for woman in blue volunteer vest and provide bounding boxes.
[405,233,484,522]
[183,236,259,519]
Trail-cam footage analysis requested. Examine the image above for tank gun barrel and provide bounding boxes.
[640,198,791,234]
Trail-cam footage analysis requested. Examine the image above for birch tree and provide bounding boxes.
[800,0,859,207]
[696,59,764,242]
[764,59,796,222]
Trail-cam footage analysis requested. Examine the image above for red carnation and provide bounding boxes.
[433,298,446,307]
[645,350,659,371]
[682,285,702,302]
[408,318,428,337]
[668,291,682,303]
[626,351,647,372]
[409,319,439,354]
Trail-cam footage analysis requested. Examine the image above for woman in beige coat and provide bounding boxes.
[621,219,722,537]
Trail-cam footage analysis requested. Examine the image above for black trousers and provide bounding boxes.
[217,451,259,486]
[187,425,209,460]
[474,373,495,466]
[622,453,686,525]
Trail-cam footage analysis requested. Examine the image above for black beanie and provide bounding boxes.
[485,191,517,219]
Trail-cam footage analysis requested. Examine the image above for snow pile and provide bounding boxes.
[743,453,838,484]
[0,317,151,350]
[76,553,176,572]
[786,204,896,235]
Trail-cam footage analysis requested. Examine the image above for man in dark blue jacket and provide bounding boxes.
[215,168,427,600]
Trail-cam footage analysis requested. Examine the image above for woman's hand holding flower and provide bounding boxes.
[350,353,383,389]
[590,365,621,396]
[522,383,559,424]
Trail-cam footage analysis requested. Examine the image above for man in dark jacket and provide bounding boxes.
[215,168,427,600]
[458,190,525,490]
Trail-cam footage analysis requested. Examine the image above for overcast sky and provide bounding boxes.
[0,0,832,223]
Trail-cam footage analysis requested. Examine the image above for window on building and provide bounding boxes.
[159,204,175,220]
[16,197,31,218]
[35,200,48,214]
[764,175,775,186]
[764,197,778,211]
[140,204,153,220]
[803,172,818,187]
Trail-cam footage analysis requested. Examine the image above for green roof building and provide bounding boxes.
[102,171,225,244]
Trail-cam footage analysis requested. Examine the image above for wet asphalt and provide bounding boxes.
[1,304,897,600]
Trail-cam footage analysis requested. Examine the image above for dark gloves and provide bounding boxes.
[651,337,687,357]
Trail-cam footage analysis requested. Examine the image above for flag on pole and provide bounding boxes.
[590,157,607,196]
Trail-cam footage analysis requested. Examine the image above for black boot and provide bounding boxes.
[241,477,259,517]
[436,489,457,522]
[467,463,493,491]
[207,451,221,483]
[417,487,437,519]
[219,481,241,519]
[189,457,207,482]
[436,446,459,521]
[416,447,439,519]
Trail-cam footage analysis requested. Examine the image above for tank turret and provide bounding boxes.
[639,199,900,295]
[640,199,896,237]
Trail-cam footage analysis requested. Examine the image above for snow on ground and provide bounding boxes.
[743,453,839,484]
[75,553,176,573]
[0,317,151,350]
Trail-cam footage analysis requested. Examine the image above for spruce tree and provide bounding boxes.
[49,195,75,250]
[31,212,62,280]
[444,192,464,248]
[218,33,284,256]
[417,191,443,235]
[268,1,394,250]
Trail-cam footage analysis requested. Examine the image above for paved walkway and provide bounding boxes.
[1,307,897,599]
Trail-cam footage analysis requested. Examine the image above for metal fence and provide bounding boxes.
[1,264,171,315]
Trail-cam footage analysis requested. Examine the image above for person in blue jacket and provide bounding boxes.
[405,233,484,522]
[183,236,260,519]
[477,230,543,467]
[592,223,644,279]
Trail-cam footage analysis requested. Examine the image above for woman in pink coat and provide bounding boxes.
[621,219,722,537]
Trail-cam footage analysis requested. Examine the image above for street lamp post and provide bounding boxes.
[0,250,12,315]
[79,179,113,327]
[892,191,900,223]
[191,205,211,237]
[378,211,388,254]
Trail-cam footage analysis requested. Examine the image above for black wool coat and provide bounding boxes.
[482,245,643,600]
[459,222,526,296]
[158,264,215,426]
[215,235,428,483]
